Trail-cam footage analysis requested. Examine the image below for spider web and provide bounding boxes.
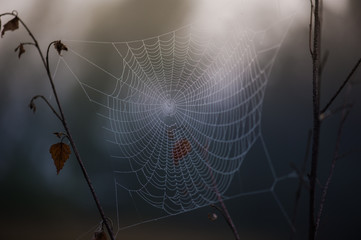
[57,9,296,237]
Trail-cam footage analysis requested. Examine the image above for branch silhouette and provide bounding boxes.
[307,1,360,239]
[0,11,115,240]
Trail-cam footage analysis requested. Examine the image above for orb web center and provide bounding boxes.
[162,99,176,116]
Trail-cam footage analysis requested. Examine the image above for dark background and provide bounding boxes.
[1,0,361,239]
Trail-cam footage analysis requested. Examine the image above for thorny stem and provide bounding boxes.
[309,0,321,239]
[1,11,115,240]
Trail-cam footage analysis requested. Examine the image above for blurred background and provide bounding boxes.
[1,0,361,239]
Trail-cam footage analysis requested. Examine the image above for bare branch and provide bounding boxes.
[1,11,115,240]
[315,105,351,236]
[309,0,322,239]
[290,129,312,239]
[321,58,361,114]
[29,95,62,121]
[210,204,238,237]
[46,41,58,72]
[309,0,314,57]
[337,146,361,160]
[319,103,353,121]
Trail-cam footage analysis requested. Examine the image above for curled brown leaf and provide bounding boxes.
[29,100,36,113]
[54,40,68,55]
[14,43,25,58]
[1,16,19,38]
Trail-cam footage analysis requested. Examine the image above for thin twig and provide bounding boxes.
[321,58,361,114]
[309,0,314,57]
[337,146,361,160]
[210,204,238,237]
[205,150,240,239]
[290,129,312,240]
[29,95,62,121]
[315,108,350,237]
[19,42,36,47]
[315,84,352,236]
[319,103,353,121]
[190,132,240,240]
[46,40,58,73]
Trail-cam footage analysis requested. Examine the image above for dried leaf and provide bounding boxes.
[54,40,68,55]
[53,132,64,138]
[29,101,36,113]
[1,16,19,38]
[49,142,71,174]
[92,230,108,240]
[172,139,191,165]
[14,43,25,58]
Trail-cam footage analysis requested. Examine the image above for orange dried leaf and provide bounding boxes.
[173,139,191,164]
[1,16,19,38]
[14,43,25,58]
[49,142,71,174]
[92,230,108,240]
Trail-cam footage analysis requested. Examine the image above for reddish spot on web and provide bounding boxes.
[173,139,191,165]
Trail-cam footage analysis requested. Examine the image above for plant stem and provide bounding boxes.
[203,143,240,240]
[321,58,361,114]
[309,0,322,239]
[315,102,350,237]
[30,95,62,121]
[2,12,115,239]
[187,130,239,239]
[290,130,312,240]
